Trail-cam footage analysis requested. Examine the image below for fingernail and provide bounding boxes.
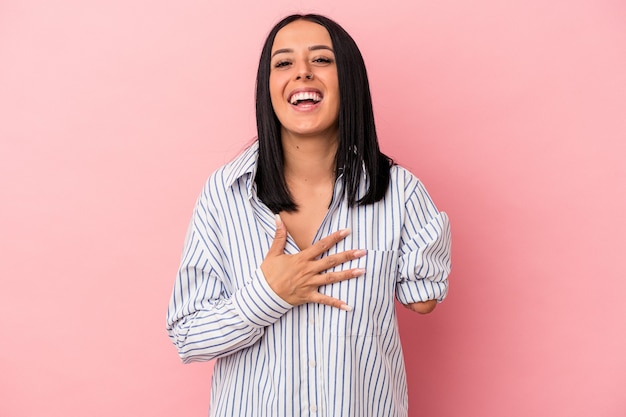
[353,268,366,276]
[340,304,353,312]
[339,228,351,237]
[353,249,367,257]
[275,213,282,227]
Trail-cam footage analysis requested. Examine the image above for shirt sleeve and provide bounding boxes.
[166,183,292,364]
[395,177,452,304]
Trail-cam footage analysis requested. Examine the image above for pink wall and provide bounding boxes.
[1,1,624,416]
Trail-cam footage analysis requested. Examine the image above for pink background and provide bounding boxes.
[1,0,625,416]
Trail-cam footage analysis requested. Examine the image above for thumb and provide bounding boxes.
[267,214,287,256]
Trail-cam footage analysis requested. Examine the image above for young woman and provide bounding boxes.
[167,14,451,417]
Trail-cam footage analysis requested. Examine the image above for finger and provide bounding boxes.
[317,249,367,271]
[310,293,353,312]
[304,228,351,258]
[266,214,287,257]
[316,268,366,286]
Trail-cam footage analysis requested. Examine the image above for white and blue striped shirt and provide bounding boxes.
[167,141,451,417]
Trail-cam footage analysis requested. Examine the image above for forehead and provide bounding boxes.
[271,20,333,53]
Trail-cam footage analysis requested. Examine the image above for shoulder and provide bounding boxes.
[388,164,423,194]
[202,141,259,195]
[387,163,442,211]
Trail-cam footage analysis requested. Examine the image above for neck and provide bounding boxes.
[281,131,338,184]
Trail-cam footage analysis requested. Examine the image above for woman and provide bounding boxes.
[167,14,451,417]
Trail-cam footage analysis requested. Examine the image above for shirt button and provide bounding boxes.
[309,360,316,368]
[309,317,315,325]
[310,404,317,412]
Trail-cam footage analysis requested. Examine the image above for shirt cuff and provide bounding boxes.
[396,278,448,304]
[232,268,293,328]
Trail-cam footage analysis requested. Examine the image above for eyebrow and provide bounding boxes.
[271,45,334,58]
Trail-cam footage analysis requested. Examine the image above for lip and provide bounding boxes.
[287,87,324,104]
[287,88,323,113]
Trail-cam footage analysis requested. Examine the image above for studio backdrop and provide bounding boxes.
[1,1,625,416]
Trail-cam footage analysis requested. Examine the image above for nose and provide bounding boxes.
[296,72,314,80]
[294,61,314,81]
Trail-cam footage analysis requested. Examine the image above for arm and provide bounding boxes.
[403,299,438,314]
[396,177,452,312]
[167,190,366,363]
[166,205,293,363]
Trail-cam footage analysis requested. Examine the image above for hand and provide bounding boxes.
[260,214,366,311]
[403,299,438,314]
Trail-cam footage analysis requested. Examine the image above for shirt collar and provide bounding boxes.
[222,140,369,197]
[223,140,259,189]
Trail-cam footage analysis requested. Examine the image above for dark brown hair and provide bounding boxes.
[255,14,391,213]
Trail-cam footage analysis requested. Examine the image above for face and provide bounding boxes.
[269,20,340,141]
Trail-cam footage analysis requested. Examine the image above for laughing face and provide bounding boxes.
[269,20,340,141]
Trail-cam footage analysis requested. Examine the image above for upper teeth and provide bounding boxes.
[290,91,322,104]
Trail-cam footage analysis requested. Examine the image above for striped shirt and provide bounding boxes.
[166,141,451,417]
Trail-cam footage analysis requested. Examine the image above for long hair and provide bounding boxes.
[255,14,391,213]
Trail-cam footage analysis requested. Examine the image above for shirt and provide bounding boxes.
[166,141,451,417]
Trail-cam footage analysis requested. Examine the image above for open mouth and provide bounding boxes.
[289,91,323,106]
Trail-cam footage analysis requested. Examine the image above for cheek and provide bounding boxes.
[269,74,285,100]
[324,75,340,112]
[324,86,340,117]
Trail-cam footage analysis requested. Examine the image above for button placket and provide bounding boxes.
[304,305,319,416]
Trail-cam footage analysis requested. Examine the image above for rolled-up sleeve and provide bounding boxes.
[166,181,292,363]
[396,179,451,304]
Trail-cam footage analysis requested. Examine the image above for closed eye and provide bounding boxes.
[313,57,333,65]
[274,60,292,68]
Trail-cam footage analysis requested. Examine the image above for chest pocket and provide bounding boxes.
[320,249,399,336]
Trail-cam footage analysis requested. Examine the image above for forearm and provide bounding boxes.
[402,299,438,314]
[167,268,292,363]
[167,299,263,363]
[397,209,451,305]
